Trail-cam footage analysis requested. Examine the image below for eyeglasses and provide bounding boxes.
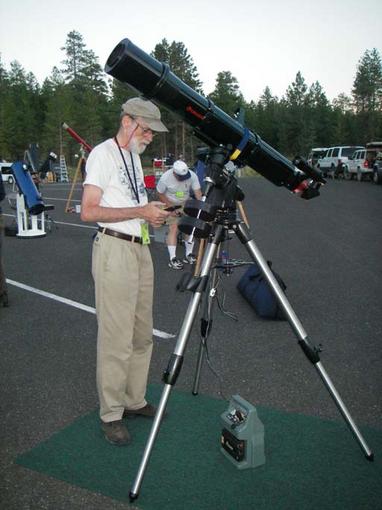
[134,120,157,138]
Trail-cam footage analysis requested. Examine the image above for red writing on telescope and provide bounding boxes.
[185,105,206,121]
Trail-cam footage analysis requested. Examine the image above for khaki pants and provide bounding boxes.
[92,232,154,422]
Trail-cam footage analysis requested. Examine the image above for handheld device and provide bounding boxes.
[164,205,182,212]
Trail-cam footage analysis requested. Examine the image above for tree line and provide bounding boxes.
[0,30,381,170]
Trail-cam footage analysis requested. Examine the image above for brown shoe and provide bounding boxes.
[101,419,130,445]
[123,403,157,419]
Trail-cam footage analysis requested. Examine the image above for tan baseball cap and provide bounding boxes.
[121,97,168,132]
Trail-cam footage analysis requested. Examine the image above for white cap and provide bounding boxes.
[172,160,191,181]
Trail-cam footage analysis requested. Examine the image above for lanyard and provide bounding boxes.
[114,137,140,204]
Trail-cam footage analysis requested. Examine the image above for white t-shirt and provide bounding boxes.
[156,169,200,205]
[84,138,148,236]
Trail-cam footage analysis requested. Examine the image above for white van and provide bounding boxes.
[0,162,14,184]
[344,148,371,181]
[307,147,328,168]
[317,146,364,178]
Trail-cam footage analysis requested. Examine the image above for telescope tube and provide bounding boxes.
[105,38,324,193]
[62,123,93,153]
[11,162,44,215]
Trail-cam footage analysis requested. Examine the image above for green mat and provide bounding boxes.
[17,385,381,510]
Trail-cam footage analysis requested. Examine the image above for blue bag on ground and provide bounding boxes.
[237,261,287,320]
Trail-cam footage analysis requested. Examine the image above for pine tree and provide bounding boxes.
[61,30,88,83]
[352,48,382,141]
[306,81,334,148]
[150,39,203,163]
[247,87,280,148]
[331,93,356,144]
[59,31,109,162]
[108,80,136,123]
[208,71,244,117]
[152,39,202,91]
[352,48,382,113]
[2,62,40,159]
[81,49,108,96]
[40,67,72,160]
[0,57,10,160]
[280,72,311,157]
[152,39,171,65]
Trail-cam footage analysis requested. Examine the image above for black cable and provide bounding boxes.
[199,332,229,401]
[198,273,238,401]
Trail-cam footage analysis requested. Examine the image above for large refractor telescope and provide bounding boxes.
[105,38,325,198]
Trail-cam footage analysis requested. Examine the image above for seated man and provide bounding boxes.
[157,160,202,269]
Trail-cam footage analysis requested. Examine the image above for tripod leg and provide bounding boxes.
[129,226,225,502]
[192,338,206,396]
[234,221,373,461]
[65,156,82,212]
[192,267,219,395]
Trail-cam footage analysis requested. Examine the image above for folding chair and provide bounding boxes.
[144,174,157,201]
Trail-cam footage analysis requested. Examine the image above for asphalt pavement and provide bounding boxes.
[0,175,381,509]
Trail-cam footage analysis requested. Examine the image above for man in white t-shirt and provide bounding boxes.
[156,160,202,269]
[81,98,170,446]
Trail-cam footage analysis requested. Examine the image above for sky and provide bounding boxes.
[1,0,381,103]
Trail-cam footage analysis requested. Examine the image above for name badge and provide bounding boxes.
[141,223,150,245]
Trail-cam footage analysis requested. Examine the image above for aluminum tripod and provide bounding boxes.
[129,218,373,503]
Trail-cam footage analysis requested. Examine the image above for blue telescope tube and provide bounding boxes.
[11,161,44,215]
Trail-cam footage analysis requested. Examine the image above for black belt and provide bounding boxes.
[98,227,142,244]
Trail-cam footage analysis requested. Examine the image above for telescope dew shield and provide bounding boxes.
[105,38,323,194]
[11,161,44,215]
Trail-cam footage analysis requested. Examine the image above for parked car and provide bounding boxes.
[317,146,364,178]
[343,148,371,181]
[307,147,328,168]
[364,142,382,184]
[372,151,382,184]
[0,162,14,184]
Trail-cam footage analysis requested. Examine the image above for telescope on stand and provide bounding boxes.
[10,161,54,238]
[104,38,373,502]
[105,38,325,199]
[62,123,93,212]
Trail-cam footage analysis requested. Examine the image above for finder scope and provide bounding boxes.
[105,38,325,198]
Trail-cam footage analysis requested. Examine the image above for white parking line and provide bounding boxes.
[5,278,175,339]
[2,215,157,235]
[41,196,81,202]
[40,184,83,188]
[2,213,96,229]
[52,220,95,229]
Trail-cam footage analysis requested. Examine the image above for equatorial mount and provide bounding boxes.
[178,146,245,239]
